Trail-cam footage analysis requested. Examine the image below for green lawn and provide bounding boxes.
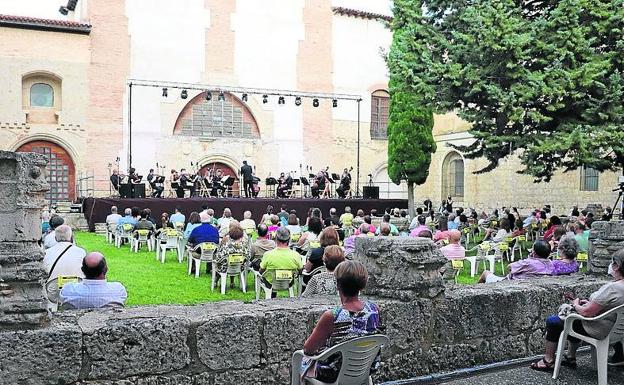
[74,232,257,306]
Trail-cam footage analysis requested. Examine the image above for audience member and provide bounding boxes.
[217,208,233,238]
[214,223,251,287]
[551,236,580,276]
[304,227,340,282]
[60,252,127,309]
[261,205,274,225]
[251,224,276,270]
[134,209,155,233]
[44,215,65,249]
[379,223,391,236]
[480,240,552,283]
[440,230,465,260]
[155,212,173,235]
[297,260,380,383]
[183,211,201,238]
[344,223,371,256]
[375,214,398,236]
[240,210,256,231]
[530,248,624,371]
[286,214,302,236]
[106,206,121,228]
[302,246,345,297]
[433,217,450,242]
[574,223,589,252]
[43,225,86,303]
[268,215,281,233]
[363,215,376,234]
[260,228,303,278]
[170,206,186,227]
[339,206,354,227]
[188,212,220,247]
[409,216,429,237]
[277,205,289,226]
[543,215,562,241]
[116,208,137,233]
[447,214,459,230]
[298,216,323,252]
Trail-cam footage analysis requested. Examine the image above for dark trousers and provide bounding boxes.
[243,180,253,198]
[150,183,164,198]
[176,187,185,198]
[545,315,587,343]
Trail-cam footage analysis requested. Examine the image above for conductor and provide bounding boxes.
[240,160,254,198]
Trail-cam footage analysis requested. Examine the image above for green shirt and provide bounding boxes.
[575,232,589,252]
[260,247,303,271]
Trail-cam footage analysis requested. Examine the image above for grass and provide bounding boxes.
[74,231,257,306]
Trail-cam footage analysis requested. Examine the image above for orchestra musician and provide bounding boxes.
[110,169,122,191]
[252,172,261,198]
[336,167,352,198]
[171,169,182,198]
[240,160,254,198]
[179,168,196,197]
[128,168,142,184]
[277,172,293,198]
[320,168,331,199]
[147,168,164,198]
[211,169,226,197]
[311,169,328,199]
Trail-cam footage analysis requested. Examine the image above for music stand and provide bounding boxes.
[222,176,235,197]
[331,173,340,181]
[265,177,277,198]
[300,177,309,198]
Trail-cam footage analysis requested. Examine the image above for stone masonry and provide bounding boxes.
[0,151,49,329]
[589,220,624,274]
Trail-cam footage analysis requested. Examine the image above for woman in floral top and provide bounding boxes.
[302,245,345,297]
[214,222,251,286]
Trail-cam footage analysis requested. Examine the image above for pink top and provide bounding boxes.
[434,230,450,242]
[440,243,466,260]
[508,257,553,280]
[410,225,430,237]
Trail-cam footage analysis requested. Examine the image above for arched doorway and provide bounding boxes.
[372,165,407,199]
[198,162,240,197]
[441,152,464,201]
[16,140,76,203]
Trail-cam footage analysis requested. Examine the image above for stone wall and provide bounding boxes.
[589,220,624,273]
[0,276,607,385]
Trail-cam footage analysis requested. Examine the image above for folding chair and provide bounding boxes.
[187,242,217,278]
[291,334,389,385]
[553,304,624,385]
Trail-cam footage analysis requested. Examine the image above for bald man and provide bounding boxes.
[440,229,466,260]
[59,252,127,309]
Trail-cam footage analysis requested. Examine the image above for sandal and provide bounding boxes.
[561,356,577,369]
[530,358,554,372]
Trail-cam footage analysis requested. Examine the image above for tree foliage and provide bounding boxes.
[392,0,624,181]
[387,1,437,188]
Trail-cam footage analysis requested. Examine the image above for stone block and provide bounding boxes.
[0,242,43,265]
[0,321,82,385]
[262,308,312,364]
[355,237,447,301]
[196,311,262,370]
[83,317,191,379]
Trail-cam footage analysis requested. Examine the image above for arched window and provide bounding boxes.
[30,83,54,107]
[370,89,389,139]
[442,152,464,199]
[173,92,260,138]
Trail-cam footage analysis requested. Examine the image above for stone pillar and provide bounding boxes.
[354,237,447,301]
[589,220,624,274]
[0,151,50,328]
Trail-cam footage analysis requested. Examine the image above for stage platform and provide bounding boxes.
[82,197,408,231]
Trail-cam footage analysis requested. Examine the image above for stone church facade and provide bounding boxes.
[0,0,619,212]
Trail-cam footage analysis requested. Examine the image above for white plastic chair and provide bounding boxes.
[187,242,217,279]
[291,334,389,385]
[157,229,182,263]
[46,275,82,312]
[553,304,624,385]
[510,235,526,261]
[465,242,493,277]
[254,269,299,300]
[300,265,327,295]
[212,252,247,294]
[106,223,117,244]
[115,224,134,248]
[132,230,153,253]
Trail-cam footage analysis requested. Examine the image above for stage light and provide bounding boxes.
[66,0,78,11]
[181,89,188,99]
[242,93,248,102]
[295,97,302,106]
[312,98,319,107]
[58,6,69,15]
[278,96,285,105]
[262,95,268,104]
[332,99,338,108]
[162,88,168,97]
[218,92,225,101]
[205,91,212,101]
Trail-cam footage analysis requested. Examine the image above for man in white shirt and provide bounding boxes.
[240,210,256,231]
[170,207,186,227]
[106,206,122,227]
[43,215,65,250]
[217,208,233,237]
[60,252,127,309]
[43,225,86,303]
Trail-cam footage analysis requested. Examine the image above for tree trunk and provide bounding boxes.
[408,181,415,218]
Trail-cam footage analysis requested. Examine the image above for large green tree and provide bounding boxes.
[387,1,437,217]
[392,0,624,181]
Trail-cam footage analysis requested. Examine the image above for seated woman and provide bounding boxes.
[548,225,567,252]
[302,245,345,297]
[297,217,323,253]
[155,212,173,236]
[479,240,553,283]
[286,213,302,236]
[433,216,450,242]
[297,260,381,384]
[530,248,624,371]
[484,218,511,242]
[304,227,340,284]
[183,211,201,239]
[214,223,252,287]
[551,236,580,276]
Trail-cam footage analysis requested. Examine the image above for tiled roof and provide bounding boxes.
[332,6,393,23]
[0,14,91,34]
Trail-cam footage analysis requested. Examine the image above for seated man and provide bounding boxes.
[240,210,256,232]
[116,208,137,232]
[379,223,392,237]
[134,209,155,235]
[43,225,86,304]
[188,212,220,249]
[60,252,127,309]
[339,206,354,228]
[440,229,466,260]
[217,208,234,238]
[375,214,399,236]
[409,215,430,237]
[106,206,121,228]
[479,240,558,283]
[43,215,65,250]
[260,227,303,287]
[169,207,186,228]
[251,224,276,271]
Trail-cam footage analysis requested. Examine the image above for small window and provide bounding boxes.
[30,83,54,107]
[580,166,599,191]
[370,90,389,139]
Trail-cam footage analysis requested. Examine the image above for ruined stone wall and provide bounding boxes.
[0,276,606,385]
[589,220,624,274]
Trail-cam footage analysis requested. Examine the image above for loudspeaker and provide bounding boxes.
[119,183,132,198]
[363,186,379,199]
[132,183,146,198]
